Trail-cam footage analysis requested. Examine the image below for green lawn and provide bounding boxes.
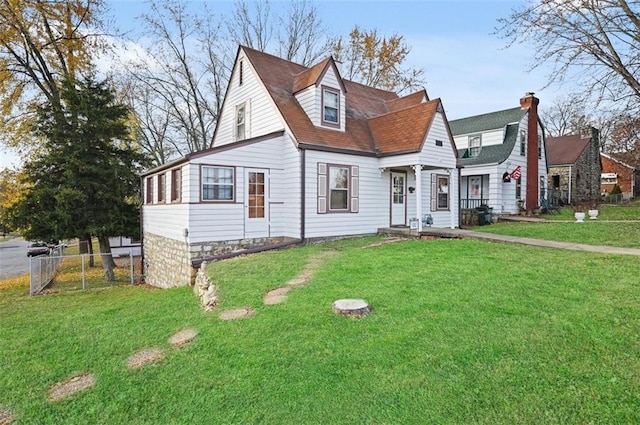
[542,202,640,221]
[476,221,640,248]
[1,237,640,424]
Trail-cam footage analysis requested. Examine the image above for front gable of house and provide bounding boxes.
[213,47,289,147]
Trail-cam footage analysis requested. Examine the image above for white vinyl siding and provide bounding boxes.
[214,51,284,147]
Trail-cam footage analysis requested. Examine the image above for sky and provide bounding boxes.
[1,0,570,169]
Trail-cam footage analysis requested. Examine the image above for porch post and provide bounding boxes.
[413,165,422,231]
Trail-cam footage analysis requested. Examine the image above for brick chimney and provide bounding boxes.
[520,92,540,211]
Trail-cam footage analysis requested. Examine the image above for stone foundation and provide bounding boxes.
[143,233,293,288]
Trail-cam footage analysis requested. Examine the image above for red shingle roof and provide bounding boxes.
[242,46,439,155]
[546,134,590,165]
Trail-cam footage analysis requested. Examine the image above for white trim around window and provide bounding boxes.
[468,135,481,157]
[321,86,340,128]
[201,165,235,202]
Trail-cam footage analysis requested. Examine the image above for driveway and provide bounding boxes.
[0,237,31,279]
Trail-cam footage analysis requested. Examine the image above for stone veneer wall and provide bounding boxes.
[143,232,192,288]
[143,232,293,288]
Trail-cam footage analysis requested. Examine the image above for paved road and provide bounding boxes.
[0,238,31,279]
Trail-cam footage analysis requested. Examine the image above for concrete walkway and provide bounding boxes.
[379,226,640,256]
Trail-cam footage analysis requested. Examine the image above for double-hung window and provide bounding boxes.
[170,169,181,202]
[329,165,349,211]
[146,177,154,204]
[468,135,481,157]
[437,175,449,210]
[322,88,339,125]
[202,166,234,201]
[236,104,246,141]
[157,173,166,203]
[520,130,526,156]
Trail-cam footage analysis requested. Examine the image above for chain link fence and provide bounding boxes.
[29,249,142,295]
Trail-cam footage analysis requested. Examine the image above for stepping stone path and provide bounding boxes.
[47,373,96,402]
[168,328,197,348]
[263,287,290,305]
[219,307,255,321]
[264,250,341,305]
[127,347,166,370]
[332,299,372,317]
[0,407,15,425]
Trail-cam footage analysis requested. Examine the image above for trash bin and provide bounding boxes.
[476,205,492,226]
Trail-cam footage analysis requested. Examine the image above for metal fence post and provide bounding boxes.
[29,256,34,296]
[130,249,134,284]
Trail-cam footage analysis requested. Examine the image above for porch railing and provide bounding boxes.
[460,198,489,209]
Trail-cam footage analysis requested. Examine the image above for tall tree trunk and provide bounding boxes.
[97,235,116,282]
[82,233,95,267]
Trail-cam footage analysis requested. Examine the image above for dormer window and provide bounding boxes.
[468,135,481,157]
[322,87,339,126]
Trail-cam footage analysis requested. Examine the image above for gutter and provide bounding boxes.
[191,238,304,268]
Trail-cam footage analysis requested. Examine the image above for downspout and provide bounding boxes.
[300,148,306,240]
[458,166,462,228]
[139,175,145,281]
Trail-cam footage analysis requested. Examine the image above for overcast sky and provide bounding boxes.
[1,0,572,168]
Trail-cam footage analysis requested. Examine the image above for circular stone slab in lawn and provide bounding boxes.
[47,373,96,402]
[126,347,166,370]
[219,307,255,321]
[168,328,197,348]
[332,299,372,317]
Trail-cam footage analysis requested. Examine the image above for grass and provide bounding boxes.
[476,221,640,248]
[1,236,640,424]
[542,201,640,221]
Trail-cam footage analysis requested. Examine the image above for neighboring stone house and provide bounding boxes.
[140,46,460,288]
[546,128,601,205]
[601,153,638,199]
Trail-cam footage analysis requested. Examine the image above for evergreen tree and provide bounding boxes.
[7,75,148,281]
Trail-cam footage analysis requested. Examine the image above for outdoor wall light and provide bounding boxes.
[408,186,415,193]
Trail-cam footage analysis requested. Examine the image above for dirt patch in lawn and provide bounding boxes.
[0,407,15,425]
[219,307,255,321]
[286,250,340,288]
[126,347,166,369]
[47,373,95,402]
[168,328,197,348]
[361,237,406,249]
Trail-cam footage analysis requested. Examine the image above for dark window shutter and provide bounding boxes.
[318,163,327,214]
[350,165,359,213]
[430,174,437,211]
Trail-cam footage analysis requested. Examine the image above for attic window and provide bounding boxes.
[435,140,443,147]
[322,87,339,126]
[520,130,526,156]
[468,135,481,157]
[236,104,246,141]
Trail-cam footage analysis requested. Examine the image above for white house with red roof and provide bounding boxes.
[141,46,459,287]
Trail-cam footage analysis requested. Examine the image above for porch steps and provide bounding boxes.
[377,227,462,239]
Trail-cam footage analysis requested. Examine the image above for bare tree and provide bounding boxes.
[541,94,615,148]
[497,0,640,113]
[606,114,640,167]
[228,0,272,52]
[329,26,425,93]
[121,0,224,162]
[276,0,328,66]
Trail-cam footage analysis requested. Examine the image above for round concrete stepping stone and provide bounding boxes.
[264,287,290,305]
[127,347,166,369]
[168,328,197,348]
[0,407,15,425]
[219,307,255,321]
[47,373,95,402]
[332,299,372,317]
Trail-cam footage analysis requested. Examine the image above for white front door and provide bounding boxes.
[391,171,406,226]
[245,168,269,238]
